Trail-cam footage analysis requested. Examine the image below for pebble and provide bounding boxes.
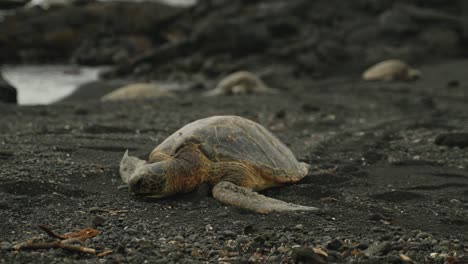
[327,239,343,250]
[220,230,237,239]
[291,247,325,264]
[0,241,12,250]
[92,215,106,227]
[365,241,392,256]
[357,242,369,250]
[173,235,184,242]
[434,133,468,148]
[124,228,138,235]
[449,199,462,205]
[415,232,431,239]
[0,200,10,209]
[294,224,304,230]
[371,227,386,233]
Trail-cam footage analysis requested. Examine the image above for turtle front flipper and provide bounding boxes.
[120,150,146,184]
[212,181,319,214]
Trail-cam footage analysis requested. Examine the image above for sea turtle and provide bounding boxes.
[362,59,420,81]
[120,115,319,213]
[101,83,174,102]
[203,71,277,96]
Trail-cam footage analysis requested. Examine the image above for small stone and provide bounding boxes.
[371,227,386,233]
[379,8,418,34]
[92,215,106,227]
[434,133,468,148]
[0,200,10,209]
[174,235,184,242]
[124,228,138,235]
[243,225,256,235]
[327,239,343,251]
[357,242,369,250]
[268,255,280,262]
[277,246,289,254]
[291,247,325,264]
[89,207,102,213]
[302,103,320,113]
[294,224,304,230]
[447,80,460,88]
[434,245,449,252]
[365,241,392,256]
[0,241,12,250]
[220,230,237,239]
[415,232,431,239]
[217,212,228,217]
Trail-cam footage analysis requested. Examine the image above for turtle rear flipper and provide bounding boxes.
[212,181,319,214]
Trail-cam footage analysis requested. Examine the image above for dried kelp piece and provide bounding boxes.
[38,225,100,241]
[14,239,112,257]
[14,225,111,257]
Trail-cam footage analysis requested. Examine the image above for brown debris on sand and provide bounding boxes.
[14,225,111,257]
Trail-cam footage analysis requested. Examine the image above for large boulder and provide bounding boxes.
[0,74,17,104]
[0,1,184,63]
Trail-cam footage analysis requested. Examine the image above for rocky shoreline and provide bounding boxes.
[1,1,468,263]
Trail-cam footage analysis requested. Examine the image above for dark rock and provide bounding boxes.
[0,150,14,160]
[418,27,461,56]
[72,36,153,66]
[435,133,468,148]
[0,2,184,63]
[0,241,12,251]
[194,19,270,56]
[327,239,344,250]
[92,215,106,227]
[365,241,392,256]
[447,80,460,88]
[302,103,320,113]
[357,242,369,250]
[0,0,27,9]
[291,247,325,264]
[379,8,419,34]
[0,200,10,209]
[362,150,384,164]
[243,225,256,235]
[0,74,17,104]
[368,213,386,221]
[371,227,386,233]
[220,230,237,239]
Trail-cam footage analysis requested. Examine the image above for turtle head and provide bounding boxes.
[127,162,170,198]
[406,68,421,81]
[120,150,146,184]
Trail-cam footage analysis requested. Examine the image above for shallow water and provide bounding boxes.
[0,0,197,105]
[2,65,104,105]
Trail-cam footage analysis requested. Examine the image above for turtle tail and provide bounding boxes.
[120,150,146,184]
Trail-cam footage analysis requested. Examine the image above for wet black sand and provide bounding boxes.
[1,59,468,263]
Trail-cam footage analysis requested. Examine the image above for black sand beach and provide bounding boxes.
[1,1,467,263]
